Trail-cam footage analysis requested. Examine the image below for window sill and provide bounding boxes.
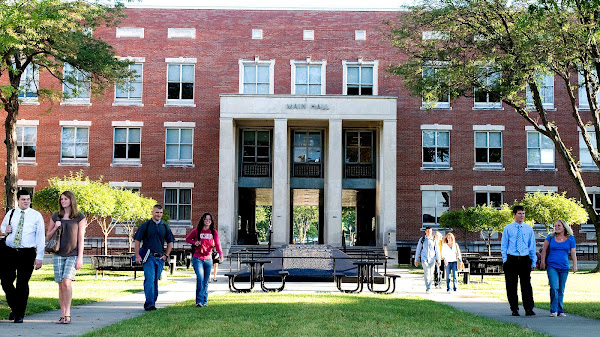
[59,162,90,166]
[164,102,196,107]
[527,106,556,111]
[61,101,92,106]
[472,106,504,111]
[580,166,599,172]
[112,102,144,107]
[473,166,505,171]
[163,163,195,168]
[525,167,557,171]
[19,100,40,106]
[111,162,142,167]
[17,161,37,166]
[420,166,452,170]
[420,106,452,111]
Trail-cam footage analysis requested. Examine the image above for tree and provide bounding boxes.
[439,208,469,250]
[255,205,272,243]
[35,171,157,254]
[389,0,600,271]
[521,192,588,235]
[0,0,133,211]
[342,207,356,246]
[292,206,319,244]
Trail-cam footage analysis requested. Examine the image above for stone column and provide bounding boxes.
[379,120,397,255]
[325,119,343,246]
[218,117,236,255]
[272,118,289,246]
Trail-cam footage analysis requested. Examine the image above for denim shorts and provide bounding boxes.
[53,255,78,282]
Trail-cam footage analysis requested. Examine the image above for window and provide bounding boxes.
[110,182,141,194]
[422,130,449,168]
[241,130,271,177]
[579,130,598,170]
[526,73,554,109]
[355,30,366,41]
[579,69,600,110]
[527,131,555,169]
[422,190,450,226]
[167,64,194,102]
[164,188,191,224]
[343,61,377,95]
[61,126,89,163]
[303,30,314,40]
[474,66,501,108]
[422,65,450,109]
[475,131,502,167]
[18,64,38,101]
[113,127,141,164]
[475,191,502,208]
[345,130,374,178]
[584,191,600,230]
[62,63,90,103]
[240,59,274,94]
[252,29,263,39]
[165,128,193,165]
[292,131,322,178]
[115,63,143,103]
[291,60,326,95]
[16,126,36,161]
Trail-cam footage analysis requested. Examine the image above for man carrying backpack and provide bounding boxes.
[134,205,175,311]
[414,226,440,294]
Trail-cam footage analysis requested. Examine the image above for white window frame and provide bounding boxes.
[579,127,599,171]
[579,69,600,110]
[16,119,38,163]
[163,183,193,225]
[59,121,91,165]
[420,185,452,228]
[165,60,195,106]
[303,30,314,40]
[290,59,326,95]
[473,185,505,208]
[473,127,503,169]
[355,30,366,41]
[422,63,451,109]
[474,66,502,109]
[583,187,600,232]
[18,63,39,103]
[114,61,144,105]
[526,127,555,170]
[239,58,275,94]
[112,124,142,166]
[421,124,451,169]
[164,122,195,167]
[62,63,91,105]
[342,59,378,96]
[110,181,142,194]
[252,29,263,39]
[526,73,554,110]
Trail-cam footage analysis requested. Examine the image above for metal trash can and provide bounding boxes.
[397,247,411,264]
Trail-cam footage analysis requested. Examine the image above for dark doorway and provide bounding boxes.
[290,189,323,244]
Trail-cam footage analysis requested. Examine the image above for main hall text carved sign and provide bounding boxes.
[286,103,330,110]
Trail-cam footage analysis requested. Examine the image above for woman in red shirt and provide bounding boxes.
[185,213,223,307]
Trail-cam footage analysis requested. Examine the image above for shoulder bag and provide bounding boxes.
[45,220,62,253]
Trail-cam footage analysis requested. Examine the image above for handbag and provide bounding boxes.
[45,225,62,253]
[212,248,218,260]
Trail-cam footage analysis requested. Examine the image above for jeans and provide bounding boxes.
[445,261,458,291]
[547,266,569,314]
[422,261,436,291]
[192,257,212,305]
[142,255,165,309]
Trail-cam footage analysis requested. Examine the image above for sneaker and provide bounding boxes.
[550,313,557,317]
[559,313,566,317]
[447,289,450,293]
[425,290,430,294]
[195,303,202,307]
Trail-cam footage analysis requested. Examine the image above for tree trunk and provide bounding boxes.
[4,97,19,212]
[594,223,600,273]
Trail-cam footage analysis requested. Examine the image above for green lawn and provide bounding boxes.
[82,293,548,337]
[462,270,600,319]
[0,264,173,318]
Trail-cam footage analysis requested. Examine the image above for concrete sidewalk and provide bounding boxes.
[1,264,598,336]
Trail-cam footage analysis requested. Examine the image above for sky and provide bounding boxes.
[127,0,414,10]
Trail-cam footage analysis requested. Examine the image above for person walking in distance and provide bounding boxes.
[0,190,45,323]
[414,226,440,294]
[134,205,175,311]
[501,205,537,316]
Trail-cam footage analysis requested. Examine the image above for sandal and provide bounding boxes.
[62,316,71,324]
[56,317,65,324]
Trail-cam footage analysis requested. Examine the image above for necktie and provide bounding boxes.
[13,210,25,247]
[515,224,523,255]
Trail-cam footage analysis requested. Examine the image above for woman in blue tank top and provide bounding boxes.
[540,220,578,317]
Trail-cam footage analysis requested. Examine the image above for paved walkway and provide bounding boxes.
[1,263,599,336]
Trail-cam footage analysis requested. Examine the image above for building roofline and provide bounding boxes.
[125,4,406,12]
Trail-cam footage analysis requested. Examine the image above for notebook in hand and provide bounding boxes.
[135,248,151,263]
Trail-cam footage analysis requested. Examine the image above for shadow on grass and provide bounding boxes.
[83,294,547,337]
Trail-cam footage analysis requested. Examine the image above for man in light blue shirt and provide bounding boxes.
[414,226,440,294]
[501,205,537,317]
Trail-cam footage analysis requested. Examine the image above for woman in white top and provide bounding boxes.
[442,233,462,292]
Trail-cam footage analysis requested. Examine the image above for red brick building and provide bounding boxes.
[7,7,598,254]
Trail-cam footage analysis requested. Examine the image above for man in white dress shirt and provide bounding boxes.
[0,189,45,323]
